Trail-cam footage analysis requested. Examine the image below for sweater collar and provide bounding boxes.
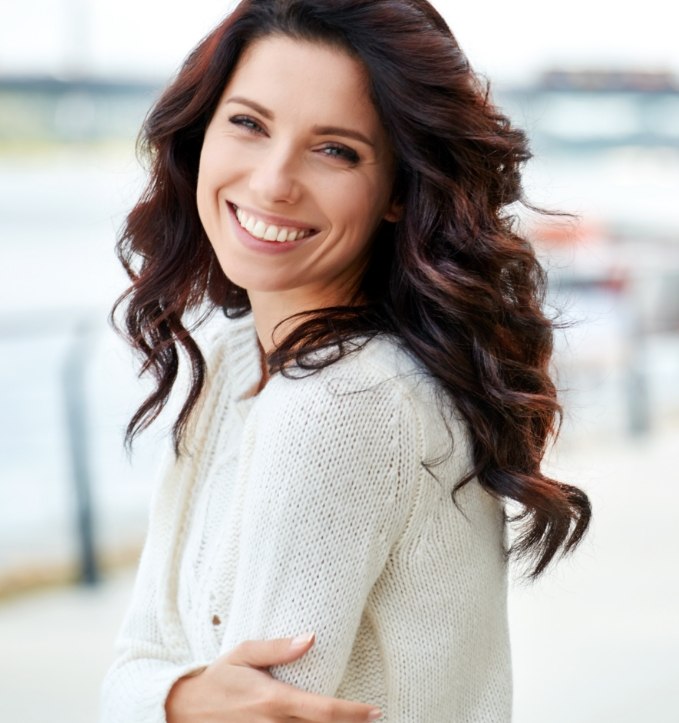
[225,312,262,403]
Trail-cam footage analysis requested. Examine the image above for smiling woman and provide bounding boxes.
[196,36,401,334]
[102,1,591,722]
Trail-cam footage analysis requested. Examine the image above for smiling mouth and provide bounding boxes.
[232,204,317,243]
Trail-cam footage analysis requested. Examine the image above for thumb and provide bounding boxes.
[226,632,316,668]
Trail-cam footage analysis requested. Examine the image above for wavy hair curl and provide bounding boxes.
[113,0,591,578]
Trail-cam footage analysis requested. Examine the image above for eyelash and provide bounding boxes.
[230,115,263,134]
[321,144,360,164]
[228,115,360,165]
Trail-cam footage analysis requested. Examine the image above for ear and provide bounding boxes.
[383,199,404,223]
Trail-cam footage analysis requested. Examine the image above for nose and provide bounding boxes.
[248,142,301,205]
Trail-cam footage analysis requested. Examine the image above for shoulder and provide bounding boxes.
[257,334,426,415]
[242,335,423,451]
[241,337,427,522]
[252,333,459,454]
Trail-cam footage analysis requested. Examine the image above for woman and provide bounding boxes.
[102,1,591,721]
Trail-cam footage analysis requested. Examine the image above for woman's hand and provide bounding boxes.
[165,632,382,722]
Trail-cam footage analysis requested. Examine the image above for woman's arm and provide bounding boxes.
[219,366,423,695]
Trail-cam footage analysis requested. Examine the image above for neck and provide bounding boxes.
[248,282,361,355]
[248,291,306,355]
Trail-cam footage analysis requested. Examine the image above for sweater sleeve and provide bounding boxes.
[218,366,423,696]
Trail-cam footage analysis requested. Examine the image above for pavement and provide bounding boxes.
[0,568,134,723]
[1,421,678,723]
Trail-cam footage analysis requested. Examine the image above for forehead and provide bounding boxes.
[221,34,383,133]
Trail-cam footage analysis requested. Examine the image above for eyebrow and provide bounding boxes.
[225,95,376,148]
[312,124,375,148]
[226,96,274,119]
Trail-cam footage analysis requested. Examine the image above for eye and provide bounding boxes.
[229,115,265,135]
[319,143,360,164]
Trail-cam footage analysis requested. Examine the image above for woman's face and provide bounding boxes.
[196,34,400,307]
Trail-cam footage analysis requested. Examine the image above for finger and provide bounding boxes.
[225,633,316,668]
[279,686,382,723]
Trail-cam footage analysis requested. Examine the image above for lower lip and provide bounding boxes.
[226,202,317,255]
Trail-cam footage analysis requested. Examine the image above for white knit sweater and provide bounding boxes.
[101,313,512,722]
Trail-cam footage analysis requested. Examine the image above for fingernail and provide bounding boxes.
[367,709,382,721]
[290,632,315,648]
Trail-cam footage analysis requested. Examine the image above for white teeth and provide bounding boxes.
[233,205,313,243]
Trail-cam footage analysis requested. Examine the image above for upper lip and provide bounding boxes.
[230,202,318,232]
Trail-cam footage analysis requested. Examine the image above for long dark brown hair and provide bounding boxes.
[113,0,590,578]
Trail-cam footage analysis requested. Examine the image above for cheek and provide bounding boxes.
[196,155,212,217]
[333,178,384,226]
[343,188,390,241]
[196,155,227,229]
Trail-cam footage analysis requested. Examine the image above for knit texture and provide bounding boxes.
[101,313,512,722]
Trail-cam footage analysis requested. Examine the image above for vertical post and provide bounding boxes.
[62,319,99,585]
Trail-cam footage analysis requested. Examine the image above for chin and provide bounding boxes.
[221,269,294,295]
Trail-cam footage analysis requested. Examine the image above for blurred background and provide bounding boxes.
[1,0,677,720]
